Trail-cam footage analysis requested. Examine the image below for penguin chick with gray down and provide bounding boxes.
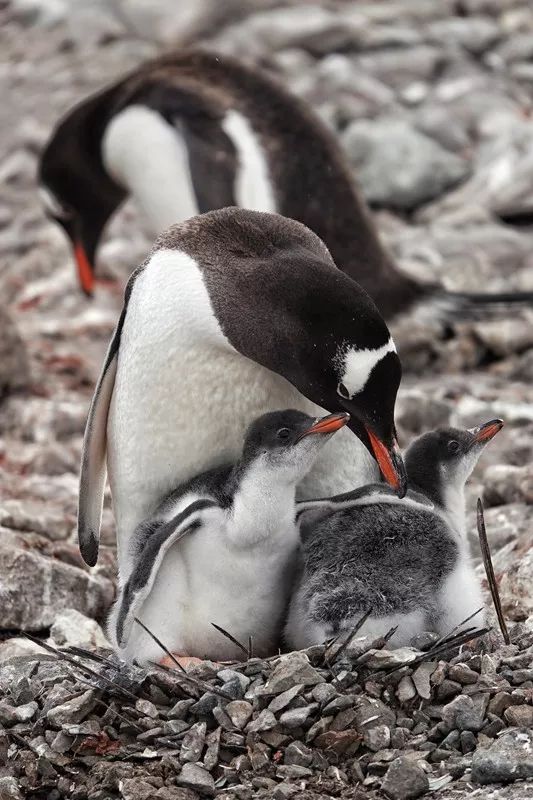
[109,409,349,666]
[285,419,504,651]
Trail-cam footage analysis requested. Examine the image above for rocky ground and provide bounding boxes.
[0,0,532,798]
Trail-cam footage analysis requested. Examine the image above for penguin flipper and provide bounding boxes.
[114,499,218,649]
[78,310,125,566]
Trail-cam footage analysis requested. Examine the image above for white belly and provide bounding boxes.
[115,512,300,663]
[107,250,378,576]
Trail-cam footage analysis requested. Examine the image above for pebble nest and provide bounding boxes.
[1,622,533,800]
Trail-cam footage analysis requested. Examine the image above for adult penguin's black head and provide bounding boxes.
[38,86,126,296]
[159,208,407,496]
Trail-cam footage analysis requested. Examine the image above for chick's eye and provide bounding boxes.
[337,382,350,400]
[276,428,291,442]
[448,440,459,454]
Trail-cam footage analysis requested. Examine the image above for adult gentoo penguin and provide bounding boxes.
[285,418,503,650]
[39,50,533,316]
[78,208,406,577]
[109,409,349,665]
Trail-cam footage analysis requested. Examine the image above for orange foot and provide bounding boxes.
[160,654,204,670]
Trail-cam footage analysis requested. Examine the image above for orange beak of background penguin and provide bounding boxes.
[74,242,95,297]
[366,428,408,497]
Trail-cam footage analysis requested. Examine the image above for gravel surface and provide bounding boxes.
[0,1,532,798]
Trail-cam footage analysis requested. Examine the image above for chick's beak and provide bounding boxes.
[366,428,407,498]
[468,418,504,444]
[297,412,350,440]
[74,241,95,297]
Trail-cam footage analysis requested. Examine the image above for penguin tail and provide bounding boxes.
[429,288,533,323]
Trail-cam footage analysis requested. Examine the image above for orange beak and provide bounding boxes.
[298,412,350,440]
[469,419,504,444]
[366,428,407,497]
[74,242,95,297]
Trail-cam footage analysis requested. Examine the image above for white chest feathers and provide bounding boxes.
[102,105,199,233]
[109,487,301,664]
[107,248,379,569]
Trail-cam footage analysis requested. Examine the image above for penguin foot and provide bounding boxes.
[160,654,204,670]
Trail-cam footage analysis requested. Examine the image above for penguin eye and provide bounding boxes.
[337,382,350,400]
[276,428,291,442]
[448,440,460,455]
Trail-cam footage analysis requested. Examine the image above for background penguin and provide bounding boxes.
[109,409,349,665]
[285,418,503,651]
[39,49,533,319]
[78,208,406,581]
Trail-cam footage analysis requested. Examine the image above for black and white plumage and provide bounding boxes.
[285,419,504,650]
[78,208,406,579]
[39,49,533,319]
[108,409,349,664]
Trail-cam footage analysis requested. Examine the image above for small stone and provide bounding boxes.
[49,609,109,649]
[247,710,277,733]
[273,785,298,800]
[504,705,533,727]
[312,683,337,705]
[46,690,96,728]
[176,763,215,797]
[412,662,436,700]
[0,777,22,800]
[120,779,158,800]
[203,727,221,772]
[50,731,74,754]
[364,724,391,752]
[448,663,479,685]
[397,676,417,704]
[315,729,360,755]
[249,742,270,772]
[364,648,419,669]
[135,699,159,719]
[471,729,533,784]
[180,722,206,763]
[436,680,462,701]
[284,740,313,767]
[0,700,38,726]
[460,730,478,754]
[381,756,430,799]
[225,701,253,730]
[190,693,218,717]
[217,669,250,693]
[268,685,304,713]
[168,699,195,720]
[263,653,324,694]
[441,695,487,733]
[276,764,313,779]
[279,706,315,729]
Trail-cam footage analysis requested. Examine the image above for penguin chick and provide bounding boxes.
[108,409,349,665]
[285,419,503,650]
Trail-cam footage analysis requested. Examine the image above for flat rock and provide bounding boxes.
[46,689,96,728]
[176,763,215,797]
[343,117,469,210]
[49,608,109,649]
[262,652,324,694]
[0,541,113,630]
[471,729,533,784]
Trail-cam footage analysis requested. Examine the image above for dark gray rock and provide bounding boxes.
[471,729,533,784]
[176,763,215,797]
[381,756,430,799]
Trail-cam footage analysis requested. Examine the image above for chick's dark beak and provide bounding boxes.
[469,418,504,444]
[366,428,407,498]
[298,412,350,440]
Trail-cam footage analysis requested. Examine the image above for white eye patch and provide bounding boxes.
[335,338,397,398]
[39,186,69,218]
